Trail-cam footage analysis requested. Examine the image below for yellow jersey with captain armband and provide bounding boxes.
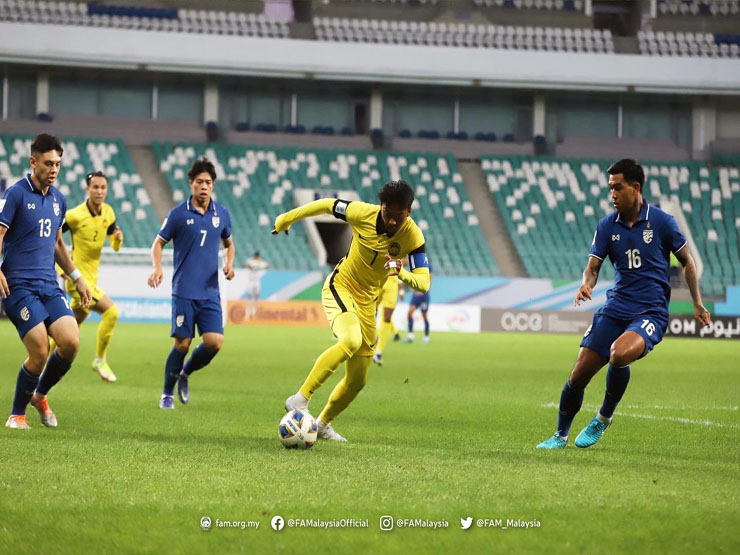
[62,201,122,290]
[274,198,430,306]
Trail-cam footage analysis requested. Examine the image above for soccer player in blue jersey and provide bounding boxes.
[537,159,711,449]
[0,134,92,429]
[404,262,433,344]
[147,157,235,409]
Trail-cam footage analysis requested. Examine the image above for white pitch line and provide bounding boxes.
[539,402,740,429]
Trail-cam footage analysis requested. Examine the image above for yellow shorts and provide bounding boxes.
[377,278,399,310]
[321,272,377,357]
[65,280,106,312]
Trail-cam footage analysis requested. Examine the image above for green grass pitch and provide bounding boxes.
[1,322,738,553]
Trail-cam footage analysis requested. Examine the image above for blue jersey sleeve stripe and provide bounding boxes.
[156,234,170,243]
[674,241,688,253]
[0,221,9,229]
[588,253,604,261]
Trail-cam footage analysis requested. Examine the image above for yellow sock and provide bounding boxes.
[299,312,362,399]
[96,305,119,360]
[319,355,371,423]
[377,320,392,354]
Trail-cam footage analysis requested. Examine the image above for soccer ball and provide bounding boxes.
[279,409,317,450]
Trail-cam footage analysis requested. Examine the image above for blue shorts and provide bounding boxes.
[2,281,74,339]
[410,292,430,312]
[171,295,223,338]
[580,312,668,359]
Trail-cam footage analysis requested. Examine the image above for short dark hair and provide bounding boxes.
[31,133,63,157]
[607,159,645,189]
[85,170,107,186]
[378,180,414,209]
[254,251,260,257]
[188,157,217,182]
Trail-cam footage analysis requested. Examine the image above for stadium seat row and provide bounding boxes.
[313,17,614,53]
[0,1,289,38]
[638,30,740,58]
[657,0,740,17]
[152,142,499,277]
[474,0,583,10]
[482,155,740,296]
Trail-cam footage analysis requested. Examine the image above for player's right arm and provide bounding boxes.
[0,226,9,298]
[149,210,175,288]
[271,198,336,235]
[148,237,166,288]
[574,256,602,306]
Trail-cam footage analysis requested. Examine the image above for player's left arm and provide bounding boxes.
[387,243,430,293]
[54,228,91,307]
[222,236,235,280]
[674,246,711,326]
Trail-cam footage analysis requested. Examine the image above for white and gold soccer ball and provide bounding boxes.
[279,409,317,449]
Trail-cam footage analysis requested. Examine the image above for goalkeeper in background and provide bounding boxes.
[54,171,123,382]
[274,180,430,442]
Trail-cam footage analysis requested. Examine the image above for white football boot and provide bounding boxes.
[317,418,348,442]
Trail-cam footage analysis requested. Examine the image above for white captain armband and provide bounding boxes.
[332,199,351,221]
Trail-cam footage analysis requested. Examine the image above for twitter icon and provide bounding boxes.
[460,517,473,530]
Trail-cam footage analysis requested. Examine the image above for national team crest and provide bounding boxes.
[643,230,653,244]
[388,242,401,257]
[20,307,30,322]
[53,202,60,216]
[212,216,220,228]
[176,315,184,327]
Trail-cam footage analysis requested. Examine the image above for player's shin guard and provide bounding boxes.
[299,312,362,400]
[182,343,218,376]
[11,366,40,415]
[96,305,119,360]
[163,347,187,396]
[377,321,393,354]
[556,380,584,439]
[599,364,630,419]
[36,351,72,396]
[319,355,371,423]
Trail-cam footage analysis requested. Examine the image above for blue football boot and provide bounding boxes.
[575,417,610,448]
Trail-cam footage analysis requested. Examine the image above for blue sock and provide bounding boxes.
[556,380,584,438]
[599,364,631,419]
[183,343,218,376]
[163,347,187,396]
[408,316,413,333]
[11,365,40,415]
[36,351,72,396]
[424,318,430,336]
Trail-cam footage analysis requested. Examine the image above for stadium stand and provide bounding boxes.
[0,134,159,249]
[0,1,290,38]
[313,17,614,53]
[482,155,740,296]
[152,142,499,276]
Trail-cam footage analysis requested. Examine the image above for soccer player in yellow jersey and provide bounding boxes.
[274,180,430,441]
[59,171,123,382]
[372,275,402,366]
